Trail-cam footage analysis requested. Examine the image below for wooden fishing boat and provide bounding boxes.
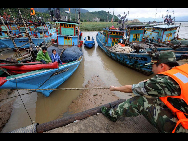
[96,27,153,75]
[0,22,57,49]
[0,9,83,97]
[0,57,82,97]
[55,21,83,47]
[143,24,188,59]
[84,36,95,48]
[0,17,83,96]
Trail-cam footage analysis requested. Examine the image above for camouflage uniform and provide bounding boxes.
[101,52,188,133]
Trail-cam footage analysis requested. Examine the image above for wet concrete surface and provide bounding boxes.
[46,114,158,133]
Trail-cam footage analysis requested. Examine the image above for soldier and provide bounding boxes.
[101,51,188,133]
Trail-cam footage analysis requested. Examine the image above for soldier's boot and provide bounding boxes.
[101,106,118,122]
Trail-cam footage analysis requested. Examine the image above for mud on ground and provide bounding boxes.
[66,75,119,114]
[0,89,15,132]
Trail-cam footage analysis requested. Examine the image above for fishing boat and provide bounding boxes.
[84,36,95,48]
[55,21,83,47]
[0,9,83,97]
[0,57,82,97]
[144,25,179,44]
[0,21,57,49]
[96,26,153,75]
[143,24,188,60]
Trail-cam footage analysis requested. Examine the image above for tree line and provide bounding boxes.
[0,8,118,23]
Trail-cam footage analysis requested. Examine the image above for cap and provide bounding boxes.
[145,51,177,66]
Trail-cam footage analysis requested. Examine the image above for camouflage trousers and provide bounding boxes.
[109,96,188,133]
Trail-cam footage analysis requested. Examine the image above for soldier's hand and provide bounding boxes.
[110,86,116,91]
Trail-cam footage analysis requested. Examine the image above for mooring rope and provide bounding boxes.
[0,87,110,103]
[18,87,110,91]
[15,78,34,124]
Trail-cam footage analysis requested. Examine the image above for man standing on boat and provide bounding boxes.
[36,47,52,64]
[101,51,188,133]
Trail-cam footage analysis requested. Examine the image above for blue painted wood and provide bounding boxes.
[96,32,153,75]
[0,57,83,97]
[0,23,57,49]
[84,36,95,48]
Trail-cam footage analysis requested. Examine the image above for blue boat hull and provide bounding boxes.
[96,32,153,75]
[0,41,8,49]
[0,57,82,97]
[84,40,95,48]
[0,33,57,49]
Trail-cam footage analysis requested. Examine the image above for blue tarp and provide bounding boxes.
[60,46,83,63]
[47,46,83,63]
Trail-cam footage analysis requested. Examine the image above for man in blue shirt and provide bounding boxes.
[50,49,63,64]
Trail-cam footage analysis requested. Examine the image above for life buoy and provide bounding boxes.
[30,8,35,16]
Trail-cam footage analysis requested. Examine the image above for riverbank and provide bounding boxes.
[80,22,118,31]
[79,22,143,31]
[0,89,15,132]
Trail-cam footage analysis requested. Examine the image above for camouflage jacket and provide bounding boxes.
[132,74,188,114]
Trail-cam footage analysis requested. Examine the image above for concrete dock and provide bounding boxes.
[46,114,158,133]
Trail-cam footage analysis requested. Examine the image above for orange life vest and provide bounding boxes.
[159,63,188,133]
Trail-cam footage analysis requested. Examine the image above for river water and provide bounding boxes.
[2,22,188,132]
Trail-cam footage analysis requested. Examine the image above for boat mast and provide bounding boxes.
[77,8,80,46]
[18,8,33,45]
[78,8,80,24]
[18,8,38,62]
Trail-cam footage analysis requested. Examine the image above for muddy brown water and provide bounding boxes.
[0,31,155,132]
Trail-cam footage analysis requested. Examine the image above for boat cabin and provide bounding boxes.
[56,21,79,46]
[0,23,20,38]
[126,25,145,43]
[103,26,125,47]
[0,25,8,38]
[0,22,50,38]
[144,25,179,43]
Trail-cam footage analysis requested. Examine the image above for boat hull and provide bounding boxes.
[0,33,57,49]
[0,62,59,74]
[0,57,82,97]
[96,32,152,75]
[84,40,95,48]
[0,38,45,49]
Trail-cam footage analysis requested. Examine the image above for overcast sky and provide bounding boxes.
[83,8,188,19]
